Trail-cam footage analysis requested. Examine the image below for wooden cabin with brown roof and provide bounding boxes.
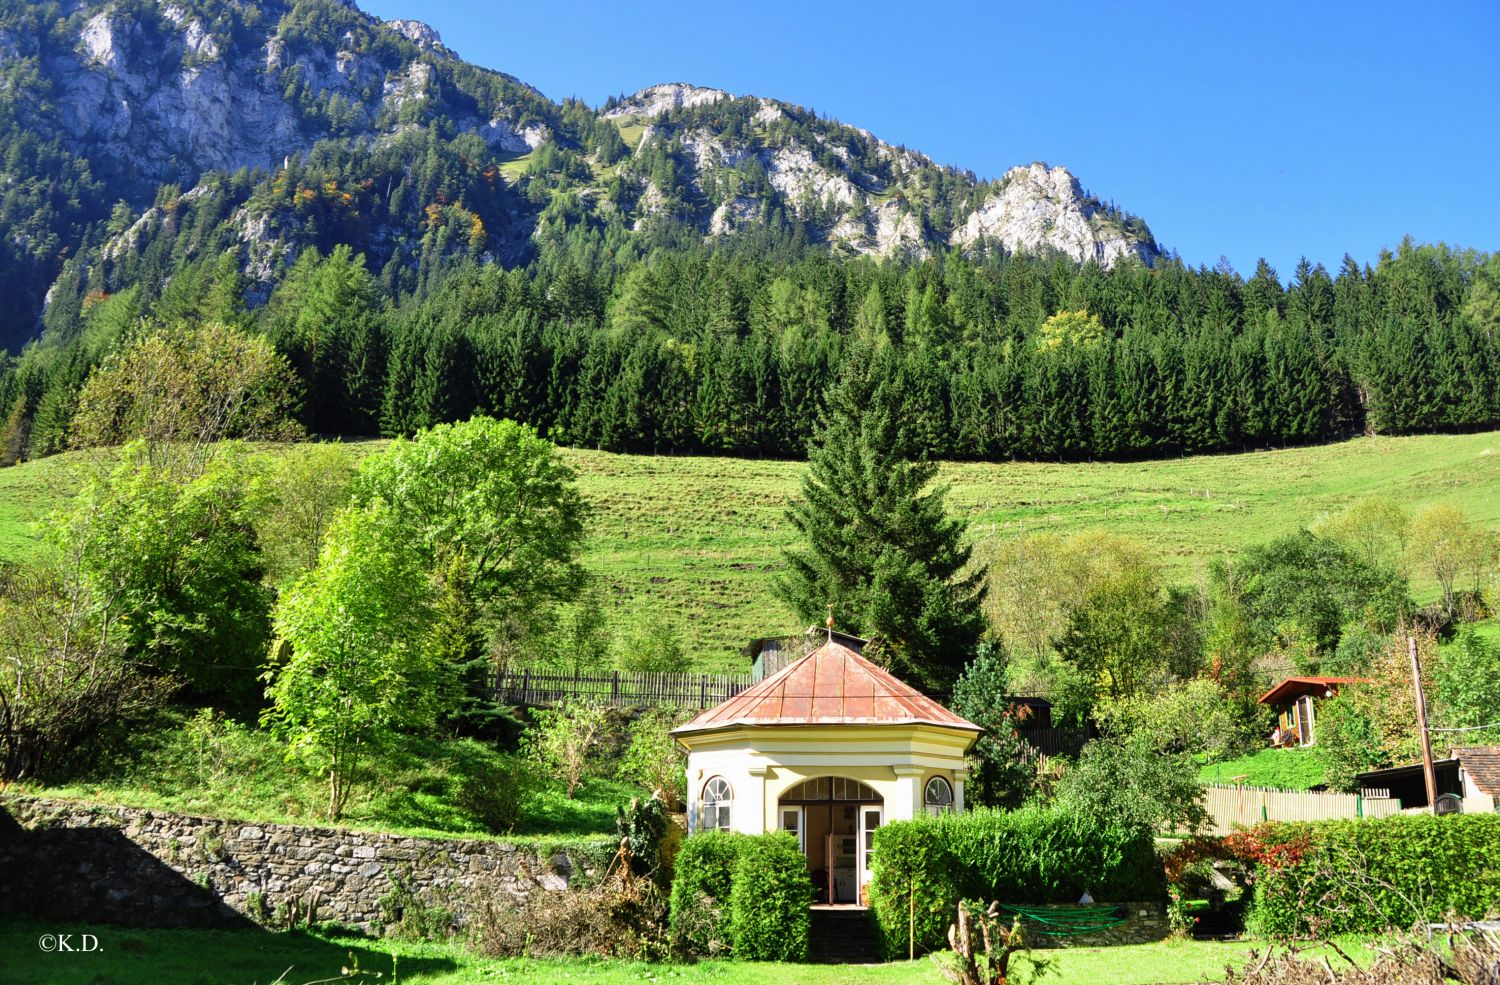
[1258,676,1370,748]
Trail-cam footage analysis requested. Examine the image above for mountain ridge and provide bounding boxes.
[0,0,1160,346]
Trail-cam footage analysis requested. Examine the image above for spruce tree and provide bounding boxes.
[775,347,984,692]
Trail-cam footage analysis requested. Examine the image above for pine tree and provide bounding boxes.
[424,556,496,735]
[0,395,28,466]
[775,346,984,692]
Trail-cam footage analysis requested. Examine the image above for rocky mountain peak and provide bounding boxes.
[604,82,730,119]
[0,0,1164,344]
[953,163,1158,267]
[381,18,446,52]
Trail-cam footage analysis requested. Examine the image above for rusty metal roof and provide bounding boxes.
[1257,676,1371,706]
[671,638,982,736]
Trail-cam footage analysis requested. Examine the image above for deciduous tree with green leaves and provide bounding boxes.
[253,442,357,585]
[263,502,438,820]
[619,706,688,809]
[1054,736,1209,835]
[350,416,589,614]
[1434,628,1500,745]
[1405,503,1497,620]
[1054,548,1175,706]
[1094,677,1243,761]
[70,321,302,477]
[1316,495,1410,575]
[50,443,274,706]
[1213,530,1410,661]
[1317,630,1436,791]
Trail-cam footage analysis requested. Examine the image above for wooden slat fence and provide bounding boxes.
[1017,727,1091,760]
[1202,783,1401,835]
[493,669,753,709]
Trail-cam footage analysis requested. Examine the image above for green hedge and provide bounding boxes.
[868,815,959,957]
[869,805,1165,957]
[728,832,814,961]
[668,830,812,960]
[668,829,751,956]
[1245,814,1500,937]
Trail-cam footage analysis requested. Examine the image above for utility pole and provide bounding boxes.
[1409,635,1439,814]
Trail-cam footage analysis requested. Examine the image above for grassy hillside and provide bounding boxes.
[1198,746,1332,791]
[2,432,1497,670]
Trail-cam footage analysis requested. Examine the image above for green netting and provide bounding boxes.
[999,903,1127,937]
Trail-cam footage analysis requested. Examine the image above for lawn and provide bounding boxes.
[0,918,1343,985]
[15,707,641,845]
[2,431,1497,668]
[19,776,638,848]
[1198,746,1331,791]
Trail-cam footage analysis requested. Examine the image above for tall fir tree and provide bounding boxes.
[775,346,985,692]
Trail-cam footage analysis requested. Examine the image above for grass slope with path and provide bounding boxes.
[0,918,1376,985]
[1,432,1496,670]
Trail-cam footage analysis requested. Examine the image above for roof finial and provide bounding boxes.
[825,604,834,644]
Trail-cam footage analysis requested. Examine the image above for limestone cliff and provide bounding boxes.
[953,163,1159,267]
[0,0,1160,343]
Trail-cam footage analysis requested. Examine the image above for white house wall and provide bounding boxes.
[1459,766,1499,813]
[681,723,975,835]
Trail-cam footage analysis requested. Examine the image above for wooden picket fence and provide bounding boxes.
[493,669,753,709]
[1201,783,1401,835]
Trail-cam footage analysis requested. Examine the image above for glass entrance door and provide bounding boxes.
[858,805,883,901]
[779,805,805,853]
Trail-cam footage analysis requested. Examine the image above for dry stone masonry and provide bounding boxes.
[0,795,609,932]
[1023,902,1168,948]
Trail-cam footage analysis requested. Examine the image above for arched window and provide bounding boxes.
[924,776,954,816]
[780,777,881,803]
[702,776,733,831]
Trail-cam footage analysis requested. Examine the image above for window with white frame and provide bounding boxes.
[924,776,954,816]
[701,776,733,831]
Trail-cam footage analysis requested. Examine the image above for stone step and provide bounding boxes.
[808,908,882,964]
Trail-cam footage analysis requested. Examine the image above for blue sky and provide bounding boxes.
[361,0,1499,278]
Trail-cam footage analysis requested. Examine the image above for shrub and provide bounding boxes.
[869,806,1165,957]
[378,870,456,940]
[616,795,669,880]
[454,754,533,834]
[727,832,813,961]
[1222,930,1500,985]
[472,868,669,959]
[1243,814,1500,938]
[618,707,688,809]
[668,829,751,956]
[524,701,610,798]
[868,817,959,959]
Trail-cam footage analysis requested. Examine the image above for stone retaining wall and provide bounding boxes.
[0,795,611,932]
[1024,901,1168,947]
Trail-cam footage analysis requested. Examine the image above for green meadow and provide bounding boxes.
[1,431,1496,669]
